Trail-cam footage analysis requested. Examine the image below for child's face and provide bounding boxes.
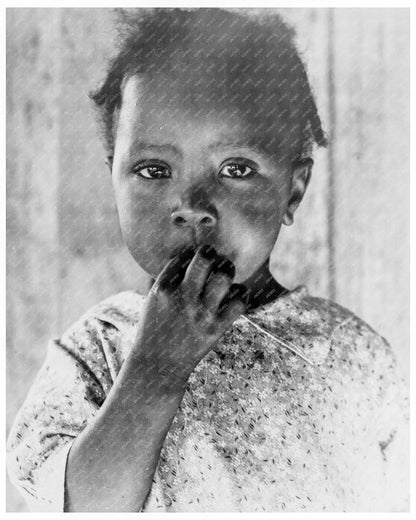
[111,74,296,284]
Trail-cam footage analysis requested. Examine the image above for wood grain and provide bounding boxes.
[270,8,331,299]
[331,9,409,377]
[57,8,149,332]
[6,8,62,511]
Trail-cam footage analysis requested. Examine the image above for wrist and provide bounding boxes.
[127,347,193,394]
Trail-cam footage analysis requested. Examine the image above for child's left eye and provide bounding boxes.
[220,163,256,178]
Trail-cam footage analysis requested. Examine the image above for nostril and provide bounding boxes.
[171,209,217,227]
[174,215,187,225]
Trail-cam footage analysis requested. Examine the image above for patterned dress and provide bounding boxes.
[6,285,409,512]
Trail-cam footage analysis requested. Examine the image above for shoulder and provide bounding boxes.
[86,289,146,334]
[60,289,146,341]
[49,290,146,390]
[300,289,401,390]
[303,289,392,351]
[247,285,357,336]
[310,293,395,365]
[241,285,395,370]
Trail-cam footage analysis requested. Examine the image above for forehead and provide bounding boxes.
[116,74,298,159]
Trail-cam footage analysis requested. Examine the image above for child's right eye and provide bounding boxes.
[132,162,172,179]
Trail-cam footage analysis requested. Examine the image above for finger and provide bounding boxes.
[202,269,235,313]
[182,244,219,301]
[218,283,251,321]
[156,247,197,292]
[211,254,235,279]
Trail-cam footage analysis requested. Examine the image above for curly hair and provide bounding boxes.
[90,8,327,161]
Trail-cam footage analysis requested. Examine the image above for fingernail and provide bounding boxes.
[199,244,217,261]
[213,256,235,279]
[170,246,196,260]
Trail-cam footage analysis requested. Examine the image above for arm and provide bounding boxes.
[376,346,409,511]
[8,245,247,512]
[65,246,248,512]
[64,342,189,512]
[325,313,409,511]
[351,319,409,510]
[6,312,187,513]
[6,335,106,512]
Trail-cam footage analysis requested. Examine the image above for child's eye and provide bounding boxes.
[219,162,256,179]
[132,162,171,179]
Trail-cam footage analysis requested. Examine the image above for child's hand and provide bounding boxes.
[133,245,250,384]
[64,245,249,511]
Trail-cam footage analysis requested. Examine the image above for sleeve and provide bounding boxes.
[375,343,410,511]
[6,317,113,512]
[333,316,410,511]
[355,321,410,511]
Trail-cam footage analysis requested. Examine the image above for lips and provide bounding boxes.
[168,242,236,265]
[168,243,199,259]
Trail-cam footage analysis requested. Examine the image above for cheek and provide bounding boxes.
[222,187,284,279]
[114,176,288,279]
[229,184,284,239]
[115,186,169,270]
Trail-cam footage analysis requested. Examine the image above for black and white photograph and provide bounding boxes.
[5,5,411,513]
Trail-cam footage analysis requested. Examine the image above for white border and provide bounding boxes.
[1,2,414,519]
[0,1,414,7]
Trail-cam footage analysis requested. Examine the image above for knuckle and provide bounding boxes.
[211,271,232,287]
[194,254,213,272]
[205,321,218,336]
[195,304,214,325]
[182,278,199,299]
[185,257,210,283]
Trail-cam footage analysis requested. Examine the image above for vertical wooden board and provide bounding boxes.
[269,8,331,299]
[58,8,149,332]
[381,10,410,377]
[6,8,62,511]
[6,7,61,425]
[332,9,409,377]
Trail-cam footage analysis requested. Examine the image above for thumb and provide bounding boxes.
[155,247,196,293]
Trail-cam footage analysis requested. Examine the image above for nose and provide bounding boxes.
[170,208,217,228]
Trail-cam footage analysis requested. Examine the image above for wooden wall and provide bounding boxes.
[6,8,409,511]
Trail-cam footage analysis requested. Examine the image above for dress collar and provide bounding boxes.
[235,285,353,366]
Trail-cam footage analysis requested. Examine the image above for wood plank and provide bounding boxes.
[332,9,409,378]
[269,8,331,299]
[58,8,150,332]
[6,8,62,511]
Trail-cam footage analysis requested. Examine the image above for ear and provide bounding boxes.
[282,158,313,226]
[105,156,113,174]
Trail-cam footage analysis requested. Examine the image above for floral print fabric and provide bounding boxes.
[6,285,409,511]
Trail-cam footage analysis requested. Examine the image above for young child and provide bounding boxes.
[6,8,409,512]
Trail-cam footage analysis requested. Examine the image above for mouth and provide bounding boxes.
[168,244,197,260]
[168,241,236,263]
[168,240,206,259]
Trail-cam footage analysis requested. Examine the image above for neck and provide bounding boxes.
[243,260,288,313]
